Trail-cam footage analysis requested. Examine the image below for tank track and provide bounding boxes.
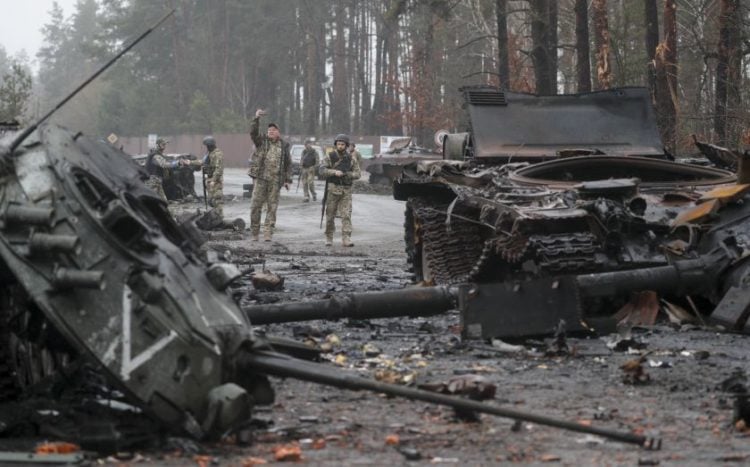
[529,233,600,273]
[405,199,602,284]
[405,198,484,284]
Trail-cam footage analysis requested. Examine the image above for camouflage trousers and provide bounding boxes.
[250,179,281,235]
[324,184,353,237]
[208,179,223,218]
[301,166,317,200]
[145,176,168,202]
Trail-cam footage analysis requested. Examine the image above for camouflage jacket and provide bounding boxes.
[250,117,292,185]
[205,148,223,185]
[146,149,178,179]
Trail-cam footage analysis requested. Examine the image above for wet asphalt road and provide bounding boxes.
[191,168,406,254]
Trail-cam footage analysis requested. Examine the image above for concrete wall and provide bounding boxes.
[120,133,383,168]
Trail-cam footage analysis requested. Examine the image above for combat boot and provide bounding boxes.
[303,197,310,203]
[312,194,317,201]
[325,235,333,246]
[342,235,354,247]
[252,233,259,241]
[264,231,272,242]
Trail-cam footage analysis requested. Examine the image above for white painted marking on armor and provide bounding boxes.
[120,286,178,380]
[125,330,178,376]
[121,286,132,380]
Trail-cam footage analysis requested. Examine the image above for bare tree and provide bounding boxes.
[592,0,612,90]
[496,0,510,88]
[714,0,742,146]
[529,0,557,94]
[655,0,678,153]
[574,0,591,92]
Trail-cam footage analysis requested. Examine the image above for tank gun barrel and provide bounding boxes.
[245,286,455,325]
[575,254,728,298]
[240,350,660,449]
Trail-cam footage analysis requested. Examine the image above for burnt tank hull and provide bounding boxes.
[0,124,267,437]
[394,87,737,287]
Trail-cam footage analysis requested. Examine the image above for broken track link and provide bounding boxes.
[529,233,601,273]
[405,197,484,284]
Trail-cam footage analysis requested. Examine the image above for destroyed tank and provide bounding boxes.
[0,19,664,450]
[0,120,664,450]
[394,87,736,285]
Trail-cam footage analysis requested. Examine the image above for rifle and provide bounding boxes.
[296,170,301,193]
[320,180,328,229]
[201,166,209,210]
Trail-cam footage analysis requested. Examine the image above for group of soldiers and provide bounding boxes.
[145,135,224,216]
[145,108,360,247]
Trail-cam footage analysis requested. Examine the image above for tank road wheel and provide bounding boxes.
[404,197,484,285]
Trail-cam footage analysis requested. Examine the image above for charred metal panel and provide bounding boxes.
[463,87,665,160]
[458,278,587,340]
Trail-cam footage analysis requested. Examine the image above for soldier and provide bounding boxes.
[145,137,185,203]
[321,134,360,247]
[197,136,224,217]
[300,140,319,202]
[249,109,292,242]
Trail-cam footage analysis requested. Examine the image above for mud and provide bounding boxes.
[3,169,750,465]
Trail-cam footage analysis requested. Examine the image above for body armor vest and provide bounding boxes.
[146,150,166,179]
[327,151,353,186]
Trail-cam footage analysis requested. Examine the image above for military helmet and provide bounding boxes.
[334,134,350,146]
[202,136,216,147]
[156,137,169,146]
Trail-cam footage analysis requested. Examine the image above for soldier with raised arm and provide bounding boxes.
[248,109,292,242]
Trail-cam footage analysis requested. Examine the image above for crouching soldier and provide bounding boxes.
[321,134,360,247]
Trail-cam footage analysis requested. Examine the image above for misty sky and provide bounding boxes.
[0,0,79,63]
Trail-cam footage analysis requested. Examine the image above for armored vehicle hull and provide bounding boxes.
[394,87,737,286]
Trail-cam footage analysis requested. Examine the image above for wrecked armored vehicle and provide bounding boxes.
[365,138,441,185]
[0,120,661,450]
[393,86,750,337]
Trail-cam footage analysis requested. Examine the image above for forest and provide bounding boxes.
[1,0,748,154]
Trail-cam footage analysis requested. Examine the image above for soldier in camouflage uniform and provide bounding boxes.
[300,140,319,202]
[189,136,224,217]
[145,137,184,203]
[249,109,292,242]
[321,134,360,247]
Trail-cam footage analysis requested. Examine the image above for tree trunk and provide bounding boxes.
[495,0,510,89]
[529,0,556,95]
[655,0,678,153]
[574,0,591,92]
[332,0,350,132]
[592,0,612,90]
[644,0,659,103]
[372,0,407,134]
[714,0,741,146]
